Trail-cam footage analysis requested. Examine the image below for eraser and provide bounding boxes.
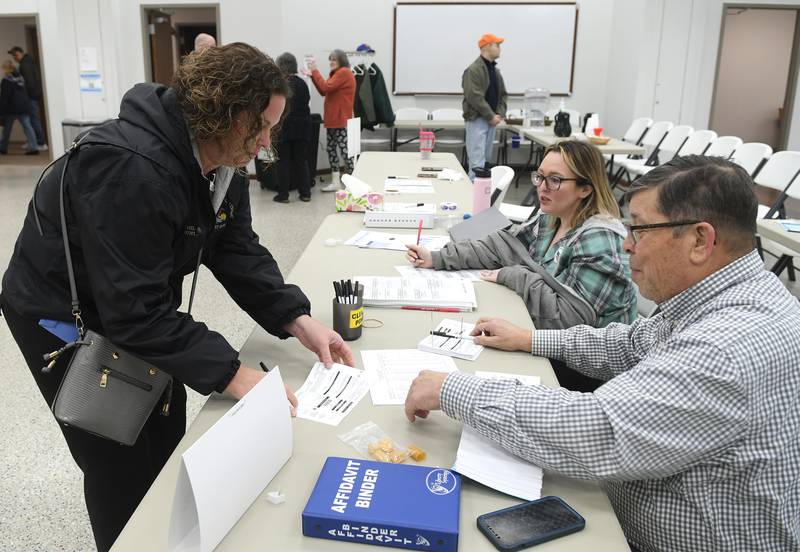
[266,490,285,505]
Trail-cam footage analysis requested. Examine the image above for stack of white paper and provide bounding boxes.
[452,425,543,501]
[294,363,372,426]
[418,319,484,361]
[395,265,482,281]
[344,230,450,251]
[354,276,477,311]
[361,349,458,405]
[384,178,435,194]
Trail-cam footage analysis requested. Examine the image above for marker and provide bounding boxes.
[416,219,423,246]
[402,306,461,313]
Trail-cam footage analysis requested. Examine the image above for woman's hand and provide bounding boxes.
[284,314,355,368]
[471,316,532,352]
[223,366,298,416]
[480,269,500,283]
[307,60,318,73]
[405,244,433,268]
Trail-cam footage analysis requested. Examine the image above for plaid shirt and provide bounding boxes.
[514,214,635,326]
[441,251,800,551]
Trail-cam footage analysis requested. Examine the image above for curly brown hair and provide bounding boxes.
[173,42,290,154]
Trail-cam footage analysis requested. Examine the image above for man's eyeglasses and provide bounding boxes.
[622,220,702,245]
[531,172,580,192]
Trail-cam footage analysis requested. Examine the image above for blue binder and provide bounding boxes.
[302,456,461,552]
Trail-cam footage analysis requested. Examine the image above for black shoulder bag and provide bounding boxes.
[33,133,203,446]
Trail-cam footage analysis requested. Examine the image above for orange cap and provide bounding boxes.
[478,33,504,49]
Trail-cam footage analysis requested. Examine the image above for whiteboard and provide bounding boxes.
[393,3,578,95]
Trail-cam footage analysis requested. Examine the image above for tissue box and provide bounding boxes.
[335,191,384,212]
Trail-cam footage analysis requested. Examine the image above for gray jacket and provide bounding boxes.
[461,56,507,122]
[432,215,632,329]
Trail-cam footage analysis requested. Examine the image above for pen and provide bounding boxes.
[430,330,475,341]
[259,361,272,373]
[387,175,411,179]
[402,306,461,313]
[416,219,423,246]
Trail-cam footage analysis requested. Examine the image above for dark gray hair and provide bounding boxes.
[276,52,298,75]
[626,155,758,253]
[329,49,350,69]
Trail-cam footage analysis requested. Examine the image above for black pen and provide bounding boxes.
[430,330,475,341]
[259,361,272,373]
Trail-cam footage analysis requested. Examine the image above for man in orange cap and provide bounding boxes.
[462,33,507,180]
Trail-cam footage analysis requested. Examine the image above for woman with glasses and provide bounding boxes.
[407,140,636,331]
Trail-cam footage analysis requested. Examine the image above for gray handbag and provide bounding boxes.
[37,134,202,446]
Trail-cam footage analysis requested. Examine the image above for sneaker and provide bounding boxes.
[37,144,49,151]
[299,195,311,202]
[273,195,290,204]
[320,181,341,192]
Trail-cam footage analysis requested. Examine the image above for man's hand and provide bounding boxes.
[224,366,298,416]
[404,370,450,422]
[405,244,433,268]
[480,269,500,283]
[471,317,532,352]
[490,114,503,126]
[284,314,355,368]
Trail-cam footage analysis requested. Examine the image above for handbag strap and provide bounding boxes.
[50,132,204,337]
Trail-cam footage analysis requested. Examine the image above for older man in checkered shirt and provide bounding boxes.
[405,155,800,551]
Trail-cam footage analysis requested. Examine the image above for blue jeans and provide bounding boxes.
[465,116,497,180]
[0,114,38,152]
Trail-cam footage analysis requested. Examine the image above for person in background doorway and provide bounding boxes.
[462,33,507,180]
[307,49,356,192]
[272,52,312,203]
[0,60,39,155]
[193,33,216,52]
[8,46,46,150]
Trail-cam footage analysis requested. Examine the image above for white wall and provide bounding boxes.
[5,0,800,161]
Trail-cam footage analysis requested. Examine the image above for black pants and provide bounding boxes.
[275,139,311,199]
[1,299,186,552]
[550,359,604,393]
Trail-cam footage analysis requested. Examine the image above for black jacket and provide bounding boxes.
[1,83,311,395]
[0,71,31,115]
[280,75,312,142]
[18,54,41,101]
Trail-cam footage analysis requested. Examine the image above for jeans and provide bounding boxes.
[28,98,45,145]
[0,113,38,152]
[465,116,497,180]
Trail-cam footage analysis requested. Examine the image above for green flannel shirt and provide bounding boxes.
[515,214,636,326]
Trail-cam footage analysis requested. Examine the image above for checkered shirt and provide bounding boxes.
[441,250,800,551]
[515,214,636,326]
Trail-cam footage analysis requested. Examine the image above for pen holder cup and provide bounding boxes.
[332,286,364,341]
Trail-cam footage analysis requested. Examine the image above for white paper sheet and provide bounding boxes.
[168,367,292,552]
[418,319,484,361]
[361,349,458,405]
[453,425,543,501]
[384,178,435,194]
[395,265,482,281]
[344,230,450,251]
[294,363,372,426]
[354,276,477,311]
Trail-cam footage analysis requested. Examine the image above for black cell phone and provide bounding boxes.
[477,496,585,551]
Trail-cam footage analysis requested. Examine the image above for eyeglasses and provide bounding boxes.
[622,220,702,245]
[531,172,580,192]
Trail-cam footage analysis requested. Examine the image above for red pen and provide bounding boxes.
[416,219,423,246]
[401,306,461,313]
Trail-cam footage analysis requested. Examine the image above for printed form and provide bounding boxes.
[345,230,450,251]
[394,265,483,281]
[361,349,458,405]
[295,363,372,426]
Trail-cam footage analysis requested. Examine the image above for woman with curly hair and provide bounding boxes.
[0,42,353,551]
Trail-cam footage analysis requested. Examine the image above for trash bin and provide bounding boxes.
[62,118,108,149]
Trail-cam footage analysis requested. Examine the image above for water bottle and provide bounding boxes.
[472,167,492,214]
[419,130,436,160]
[524,87,550,128]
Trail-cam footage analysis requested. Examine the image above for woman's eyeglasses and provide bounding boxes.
[531,172,580,192]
